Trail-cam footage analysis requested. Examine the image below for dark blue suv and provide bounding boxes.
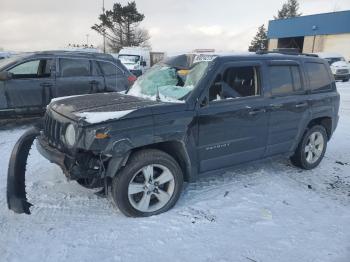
[7,52,340,217]
[0,51,135,118]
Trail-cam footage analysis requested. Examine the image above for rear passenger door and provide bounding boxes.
[304,62,335,119]
[197,61,270,172]
[265,61,310,156]
[54,58,100,98]
[98,60,129,92]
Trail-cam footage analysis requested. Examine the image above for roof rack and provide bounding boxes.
[256,50,319,57]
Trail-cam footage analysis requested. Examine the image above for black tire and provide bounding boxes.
[342,78,349,82]
[111,149,183,217]
[290,125,328,170]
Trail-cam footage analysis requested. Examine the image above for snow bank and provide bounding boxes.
[76,109,134,124]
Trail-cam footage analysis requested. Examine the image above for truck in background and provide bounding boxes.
[118,47,166,76]
[0,52,12,60]
[317,52,350,82]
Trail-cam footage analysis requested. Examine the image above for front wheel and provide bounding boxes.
[290,125,327,169]
[111,149,183,217]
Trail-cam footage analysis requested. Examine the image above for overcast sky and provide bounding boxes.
[1,0,350,54]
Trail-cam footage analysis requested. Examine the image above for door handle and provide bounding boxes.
[249,108,266,115]
[295,102,308,108]
[270,103,283,109]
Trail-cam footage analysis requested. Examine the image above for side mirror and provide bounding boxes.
[0,71,13,81]
[141,61,147,67]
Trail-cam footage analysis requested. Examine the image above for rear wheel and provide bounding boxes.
[111,149,183,217]
[291,125,327,169]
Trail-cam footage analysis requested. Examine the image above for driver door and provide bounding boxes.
[5,58,55,114]
[196,61,269,173]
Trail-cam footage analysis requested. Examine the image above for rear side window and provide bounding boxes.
[269,65,303,96]
[99,61,123,76]
[305,63,332,92]
[60,58,91,77]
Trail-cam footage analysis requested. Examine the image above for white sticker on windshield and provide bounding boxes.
[193,54,217,64]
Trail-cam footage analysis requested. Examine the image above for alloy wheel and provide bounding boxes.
[304,131,324,164]
[127,164,175,213]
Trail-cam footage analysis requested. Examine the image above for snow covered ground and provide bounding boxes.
[1,82,350,262]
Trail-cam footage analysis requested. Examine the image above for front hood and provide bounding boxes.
[331,61,350,69]
[50,93,163,125]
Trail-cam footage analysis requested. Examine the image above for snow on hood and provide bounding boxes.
[75,110,135,124]
[50,94,88,103]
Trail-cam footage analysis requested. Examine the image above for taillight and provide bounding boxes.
[127,75,137,85]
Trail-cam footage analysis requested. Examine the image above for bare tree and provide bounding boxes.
[92,1,150,52]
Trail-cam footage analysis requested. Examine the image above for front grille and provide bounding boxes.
[43,113,64,148]
[336,69,349,75]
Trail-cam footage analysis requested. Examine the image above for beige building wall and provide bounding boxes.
[269,33,350,60]
[302,35,325,53]
[322,33,350,61]
[268,39,278,51]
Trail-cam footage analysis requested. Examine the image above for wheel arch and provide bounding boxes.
[130,141,192,182]
[307,116,332,140]
[106,140,193,182]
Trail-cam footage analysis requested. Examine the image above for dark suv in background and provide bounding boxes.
[0,51,135,118]
[7,52,340,217]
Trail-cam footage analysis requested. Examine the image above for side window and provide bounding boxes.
[305,62,332,92]
[209,66,260,102]
[60,58,91,77]
[99,61,123,76]
[269,65,304,96]
[9,59,53,79]
[269,66,293,96]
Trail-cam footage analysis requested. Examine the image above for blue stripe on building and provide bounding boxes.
[267,10,350,39]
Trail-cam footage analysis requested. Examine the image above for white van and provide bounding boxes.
[317,52,350,82]
[118,47,151,77]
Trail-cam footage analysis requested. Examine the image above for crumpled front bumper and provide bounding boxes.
[6,128,76,215]
[7,127,40,214]
[36,136,73,177]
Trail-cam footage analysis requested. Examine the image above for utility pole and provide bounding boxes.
[311,25,318,53]
[103,0,106,53]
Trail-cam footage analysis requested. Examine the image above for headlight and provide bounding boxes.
[65,124,76,146]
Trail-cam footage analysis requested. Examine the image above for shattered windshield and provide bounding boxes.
[127,61,210,102]
[119,55,140,64]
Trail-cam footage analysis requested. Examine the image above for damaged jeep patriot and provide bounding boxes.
[7,52,340,217]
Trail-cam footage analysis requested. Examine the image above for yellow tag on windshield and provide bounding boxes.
[178,70,189,76]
